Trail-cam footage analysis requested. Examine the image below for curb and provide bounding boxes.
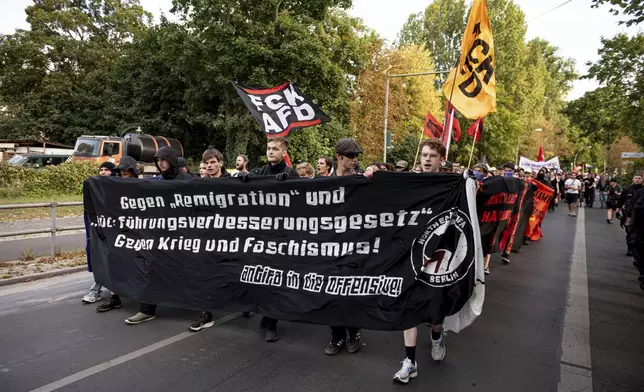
[0,266,86,287]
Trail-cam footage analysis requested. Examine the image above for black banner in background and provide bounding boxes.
[476,176,527,255]
[232,82,331,137]
[510,182,535,253]
[83,173,484,332]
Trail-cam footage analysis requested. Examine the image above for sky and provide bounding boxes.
[1,0,639,100]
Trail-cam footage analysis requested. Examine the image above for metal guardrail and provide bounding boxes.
[0,202,84,256]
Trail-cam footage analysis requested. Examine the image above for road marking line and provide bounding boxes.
[28,312,241,392]
[558,207,593,392]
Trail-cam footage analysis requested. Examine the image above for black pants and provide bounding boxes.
[140,303,157,315]
[330,326,360,340]
[626,225,636,253]
[261,316,278,331]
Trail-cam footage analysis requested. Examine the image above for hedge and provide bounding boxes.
[0,161,98,197]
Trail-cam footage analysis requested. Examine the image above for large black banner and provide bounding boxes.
[477,176,527,255]
[84,173,484,331]
[232,82,331,137]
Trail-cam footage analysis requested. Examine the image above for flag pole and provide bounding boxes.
[443,63,459,160]
[413,126,424,170]
[467,121,479,168]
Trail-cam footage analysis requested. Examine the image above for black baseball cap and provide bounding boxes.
[335,138,363,156]
[439,160,454,171]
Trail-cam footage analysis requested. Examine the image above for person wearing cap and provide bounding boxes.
[94,157,142,313]
[324,138,364,356]
[98,161,116,177]
[395,160,409,172]
[334,138,363,176]
[80,162,117,304]
[439,160,454,173]
[472,163,489,181]
[114,156,140,178]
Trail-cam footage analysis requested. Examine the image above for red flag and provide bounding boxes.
[424,112,443,139]
[467,118,483,142]
[537,145,544,162]
[443,101,461,143]
[283,152,293,168]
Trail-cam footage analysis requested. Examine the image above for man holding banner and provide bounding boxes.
[393,138,448,384]
[249,136,299,342]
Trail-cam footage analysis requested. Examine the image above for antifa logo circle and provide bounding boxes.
[410,208,475,288]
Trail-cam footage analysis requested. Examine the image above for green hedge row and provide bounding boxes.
[0,161,98,197]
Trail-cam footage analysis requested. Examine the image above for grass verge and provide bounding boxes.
[0,194,83,222]
[0,248,86,279]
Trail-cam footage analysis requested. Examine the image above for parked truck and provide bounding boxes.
[71,128,183,174]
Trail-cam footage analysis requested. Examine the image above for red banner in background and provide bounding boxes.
[525,179,555,241]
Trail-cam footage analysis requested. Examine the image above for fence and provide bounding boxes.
[0,202,84,256]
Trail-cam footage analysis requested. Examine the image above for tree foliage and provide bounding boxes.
[0,0,151,142]
[395,0,576,166]
[568,33,644,150]
[591,0,644,27]
[349,43,442,163]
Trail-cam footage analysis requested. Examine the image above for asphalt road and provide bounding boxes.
[0,206,641,392]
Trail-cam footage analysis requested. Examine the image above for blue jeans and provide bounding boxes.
[599,191,606,206]
[89,281,102,295]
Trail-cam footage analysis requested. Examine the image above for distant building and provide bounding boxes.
[0,139,74,162]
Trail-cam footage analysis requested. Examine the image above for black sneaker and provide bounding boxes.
[346,333,361,354]
[96,296,122,313]
[324,338,345,356]
[242,312,253,318]
[189,311,215,332]
[500,253,511,264]
[264,327,280,342]
[523,239,530,246]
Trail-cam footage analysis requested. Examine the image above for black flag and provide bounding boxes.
[232,82,331,137]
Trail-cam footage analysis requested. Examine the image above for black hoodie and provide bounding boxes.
[154,146,192,181]
[251,159,299,178]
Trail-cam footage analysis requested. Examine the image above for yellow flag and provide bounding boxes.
[443,0,496,120]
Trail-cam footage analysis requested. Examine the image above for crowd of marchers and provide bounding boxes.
[82,135,644,385]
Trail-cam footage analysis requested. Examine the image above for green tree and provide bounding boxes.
[580,33,644,148]
[0,0,152,143]
[591,0,643,26]
[164,0,372,164]
[396,0,467,74]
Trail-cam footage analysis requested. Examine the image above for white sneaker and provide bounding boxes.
[81,291,101,304]
[393,358,418,384]
[431,335,446,362]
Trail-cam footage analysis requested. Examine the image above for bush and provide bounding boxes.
[0,161,98,197]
